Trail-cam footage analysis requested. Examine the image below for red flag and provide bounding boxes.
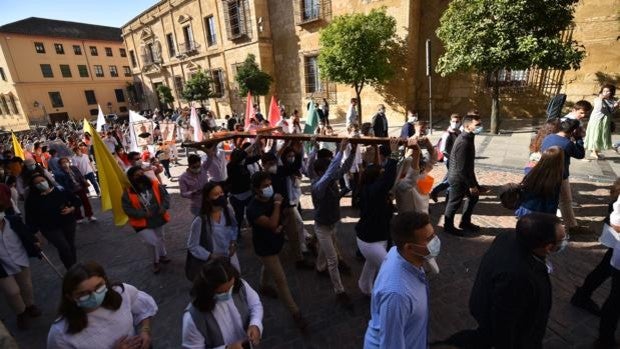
[268,95,280,127]
[245,91,253,128]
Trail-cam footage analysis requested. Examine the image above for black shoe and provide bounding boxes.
[296,259,315,270]
[338,260,352,275]
[25,305,42,318]
[444,225,465,237]
[336,292,354,311]
[459,222,481,232]
[570,290,601,316]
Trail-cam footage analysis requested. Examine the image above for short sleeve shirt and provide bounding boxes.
[246,198,284,257]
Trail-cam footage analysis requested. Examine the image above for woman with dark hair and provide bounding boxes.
[584,84,619,159]
[47,261,157,349]
[25,174,80,269]
[526,118,560,172]
[516,146,564,218]
[182,258,262,349]
[186,183,239,282]
[355,140,399,296]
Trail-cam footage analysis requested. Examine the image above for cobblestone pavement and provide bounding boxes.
[1,159,618,349]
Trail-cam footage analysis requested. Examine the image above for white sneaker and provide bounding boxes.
[88,216,98,222]
[76,219,86,224]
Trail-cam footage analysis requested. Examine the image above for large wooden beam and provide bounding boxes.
[181,130,407,149]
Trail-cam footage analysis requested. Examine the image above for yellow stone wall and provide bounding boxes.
[0,33,132,129]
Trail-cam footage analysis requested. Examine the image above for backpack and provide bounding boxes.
[498,183,523,210]
[546,94,566,120]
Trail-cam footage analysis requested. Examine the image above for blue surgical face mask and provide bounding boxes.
[75,285,108,309]
[261,185,274,198]
[214,285,233,302]
[424,236,441,259]
[473,126,484,134]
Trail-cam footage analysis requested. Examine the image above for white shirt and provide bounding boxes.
[72,154,94,175]
[0,219,29,275]
[201,150,228,182]
[346,104,358,127]
[47,283,158,349]
[182,280,263,349]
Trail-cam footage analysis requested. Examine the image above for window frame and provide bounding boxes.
[40,64,54,78]
[120,48,127,57]
[166,33,176,57]
[84,90,97,105]
[304,55,322,93]
[73,45,82,55]
[129,50,137,67]
[205,16,217,46]
[48,91,64,108]
[123,66,132,77]
[59,64,72,78]
[94,65,104,77]
[34,42,46,54]
[77,65,89,78]
[105,47,113,57]
[109,65,118,77]
[115,89,125,103]
[210,69,225,98]
[0,67,6,81]
[90,46,98,56]
[54,43,65,54]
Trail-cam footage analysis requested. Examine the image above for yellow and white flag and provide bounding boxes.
[83,120,130,226]
[11,132,25,160]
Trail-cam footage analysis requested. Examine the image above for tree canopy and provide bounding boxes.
[180,70,213,106]
[156,85,175,107]
[318,8,398,121]
[436,0,585,133]
[235,54,273,97]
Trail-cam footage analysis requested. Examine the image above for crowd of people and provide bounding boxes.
[0,84,618,348]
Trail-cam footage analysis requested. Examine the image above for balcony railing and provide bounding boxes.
[140,54,162,66]
[177,41,200,56]
[301,4,320,23]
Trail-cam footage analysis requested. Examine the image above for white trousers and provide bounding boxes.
[315,223,345,294]
[138,227,167,263]
[356,238,388,296]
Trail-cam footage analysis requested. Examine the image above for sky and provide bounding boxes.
[0,0,159,28]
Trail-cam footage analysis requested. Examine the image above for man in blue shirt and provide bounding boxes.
[541,118,586,234]
[364,211,439,349]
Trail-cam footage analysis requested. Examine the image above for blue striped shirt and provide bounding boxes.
[364,247,429,349]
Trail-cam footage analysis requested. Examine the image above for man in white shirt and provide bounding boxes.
[73,145,100,196]
[346,98,358,128]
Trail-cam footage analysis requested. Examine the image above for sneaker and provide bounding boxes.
[88,216,98,222]
[295,259,315,270]
[16,311,29,330]
[25,305,42,318]
[259,286,278,299]
[570,290,601,316]
[444,225,465,237]
[459,222,481,232]
[76,219,86,224]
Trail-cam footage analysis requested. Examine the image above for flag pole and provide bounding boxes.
[40,252,64,279]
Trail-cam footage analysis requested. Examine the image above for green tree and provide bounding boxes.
[180,70,214,106]
[235,54,273,105]
[318,8,397,122]
[436,0,585,134]
[156,85,175,108]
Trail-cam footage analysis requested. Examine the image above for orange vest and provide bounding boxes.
[127,180,170,229]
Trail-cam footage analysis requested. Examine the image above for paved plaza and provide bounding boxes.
[2,122,620,348]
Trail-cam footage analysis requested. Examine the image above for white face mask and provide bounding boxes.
[424,236,441,259]
[450,122,460,130]
[261,185,274,198]
[408,116,418,123]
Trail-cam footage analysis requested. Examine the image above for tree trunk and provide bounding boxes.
[490,70,500,134]
[355,83,363,126]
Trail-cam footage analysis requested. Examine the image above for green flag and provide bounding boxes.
[303,100,319,134]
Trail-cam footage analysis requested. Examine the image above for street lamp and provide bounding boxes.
[107,102,113,114]
[33,101,49,124]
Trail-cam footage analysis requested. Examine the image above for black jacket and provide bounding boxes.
[469,230,552,349]
[448,131,478,187]
[371,112,388,137]
[0,215,41,278]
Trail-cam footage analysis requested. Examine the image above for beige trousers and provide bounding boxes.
[0,267,34,314]
[559,178,577,228]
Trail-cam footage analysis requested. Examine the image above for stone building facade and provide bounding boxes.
[0,17,133,130]
[123,0,620,128]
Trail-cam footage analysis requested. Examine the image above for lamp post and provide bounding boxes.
[107,102,113,114]
[33,101,49,124]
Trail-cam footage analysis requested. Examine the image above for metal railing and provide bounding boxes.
[177,41,200,56]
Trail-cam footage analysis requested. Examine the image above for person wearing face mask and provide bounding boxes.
[182,258,263,349]
[17,158,56,199]
[246,172,308,330]
[442,113,484,236]
[185,183,239,282]
[457,213,566,349]
[47,261,157,349]
[180,154,211,217]
[400,110,419,138]
[371,104,389,138]
[202,142,231,190]
[24,174,80,269]
[363,211,438,349]
[430,113,461,203]
[0,201,42,330]
[53,158,97,223]
[122,166,171,274]
[127,151,158,182]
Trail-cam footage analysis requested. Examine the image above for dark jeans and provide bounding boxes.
[444,181,479,227]
[84,172,100,195]
[160,159,171,178]
[229,195,251,237]
[42,222,77,269]
[578,249,613,297]
[431,159,450,196]
[600,266,620,342]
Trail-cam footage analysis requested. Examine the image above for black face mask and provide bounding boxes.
[212,196,228,207]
